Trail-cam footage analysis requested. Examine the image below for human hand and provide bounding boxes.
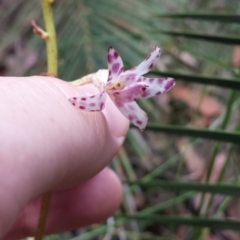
[0,76,129,239]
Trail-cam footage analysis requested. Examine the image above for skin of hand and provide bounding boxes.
[0,76,129,239]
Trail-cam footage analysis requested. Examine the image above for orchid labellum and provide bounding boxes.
[69,46,175,130]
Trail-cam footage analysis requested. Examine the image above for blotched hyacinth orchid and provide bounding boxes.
[69,46,175,130]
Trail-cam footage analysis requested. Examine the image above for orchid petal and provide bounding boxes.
[110,82,148,102]
[69,91,107,111]
[111,97,148,130]
[122,46,161,79]
[107,46,124,85]
[92,69,109,88]
[139,77,175,98]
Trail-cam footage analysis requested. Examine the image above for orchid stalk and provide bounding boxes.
[34,0,57,239]
[69,46,175,130]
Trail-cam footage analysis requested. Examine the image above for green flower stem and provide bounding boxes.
[35,192,52,240]
[35,1,58,240]
[41,0,58,75]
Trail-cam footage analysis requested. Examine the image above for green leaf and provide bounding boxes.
[131,123,240,144]
[123,231,175,240]
[150,71,240,90]
[157,13,240,23]
[153,30,240,45]
[123,180,240,196]
[71,192,197,240]
[116,214,240,231]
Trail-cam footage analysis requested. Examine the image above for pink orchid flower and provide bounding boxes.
[69,46,175,130]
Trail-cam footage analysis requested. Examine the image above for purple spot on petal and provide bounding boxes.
[129,115,134,121]
[73,97,77,100]
[149,78,154,83]
[128,105,135,110]
[81,97,86,101]
[127,73,137,78]
[115,101,123,107]
[156,91,161,95]
[146,53,151,60]
[90,103,96,107]
[118,66,124,74]
[72,103,75,106]
[136,120,142,125]
[142,92,150,98]
[112,63,120,73]
[142,87,146,92]
[137,78,142,82]
[165,80,175,90]
[90,96,95,98]
[100,102,104,110]
[149,63,153,69]
[158,79,164,84]
[79,106,85,110]
[114,52,119,59]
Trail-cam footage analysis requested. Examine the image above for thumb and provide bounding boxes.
[0,76,128,236]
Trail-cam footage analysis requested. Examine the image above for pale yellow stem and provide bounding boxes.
[69,73,95,87]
